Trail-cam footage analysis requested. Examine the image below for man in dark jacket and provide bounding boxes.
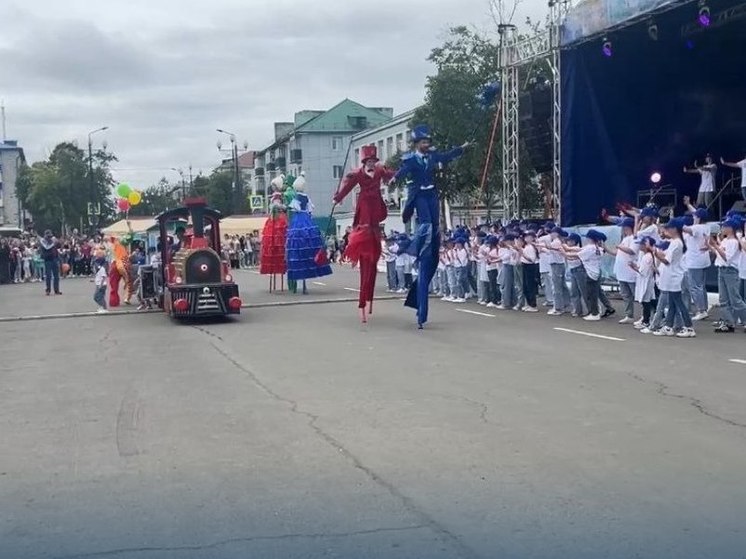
[39,230,61,295]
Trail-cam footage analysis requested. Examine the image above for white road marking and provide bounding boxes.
[554,327,625,342]
[313,282,327,286]
[728,359,746,365]
[250,271,260,275]
[344,287,360,292]
[455,309,496,318]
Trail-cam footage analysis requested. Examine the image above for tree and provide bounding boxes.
[128,178,180,217]
[410,26,502,216]
[19,142,116,234]
[205,171,234,215]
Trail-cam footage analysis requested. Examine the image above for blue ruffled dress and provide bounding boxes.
[286,193,333,281]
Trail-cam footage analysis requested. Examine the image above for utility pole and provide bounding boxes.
[1,100,6,141]
[87,126,108,233]
[189,164,193,195]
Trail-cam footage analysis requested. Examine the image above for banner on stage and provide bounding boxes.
[562,0,676,45]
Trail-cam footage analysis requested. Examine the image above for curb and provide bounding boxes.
[0,296,406,323]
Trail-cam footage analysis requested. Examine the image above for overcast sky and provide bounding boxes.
[0,0,546,189]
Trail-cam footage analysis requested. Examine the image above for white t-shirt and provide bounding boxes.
[538,235,552,273]
[684,224,711,270]
[453,247,468,268]
[549,238,565,265]
[94,265,108,287]
[738,160,746,189]
[698,164,717,193]
[658,238,685,292]
[739,244,746,279]
[714,237,740,269]
[613,234,638,283]
[509,247,521,266]
[521,244,538,264]
[577,244,602,280]
[486,248,499,271]
[498,247,512,266]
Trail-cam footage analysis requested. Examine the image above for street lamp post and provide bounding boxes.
[217,128,244,214]
[87,126,108,232]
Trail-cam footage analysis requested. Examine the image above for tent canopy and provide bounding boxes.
[101,217,156,237]
[220,215,267,236]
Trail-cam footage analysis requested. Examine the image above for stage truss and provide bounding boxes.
[499,0,572,222]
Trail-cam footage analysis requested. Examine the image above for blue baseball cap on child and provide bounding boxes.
[585,229,607,242]
[619,217,635,229]
[567,233,582,245]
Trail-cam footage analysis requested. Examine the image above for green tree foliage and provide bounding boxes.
[128,178,180,217]
[411,26,501,213]
[19,142,116,234]
[204,171,234,215]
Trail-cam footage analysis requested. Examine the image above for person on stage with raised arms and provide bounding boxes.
[389,124,470,329]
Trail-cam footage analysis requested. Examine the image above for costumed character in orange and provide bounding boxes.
[109,225,134,307]
[333,145,395,322]
[260,174,289,291]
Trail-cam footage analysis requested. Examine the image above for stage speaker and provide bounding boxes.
[729,201,746,214]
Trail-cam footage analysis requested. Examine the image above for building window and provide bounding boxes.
[332,136,343,151]
[354,148,360,166]
[377,140,384,158]
[333,165,344,179]
[386,136,394,160]
[396,133,404,152]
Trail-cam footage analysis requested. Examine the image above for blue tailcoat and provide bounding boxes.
[393,147,464,326]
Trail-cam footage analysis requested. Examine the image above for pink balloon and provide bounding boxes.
[117,198,130,212]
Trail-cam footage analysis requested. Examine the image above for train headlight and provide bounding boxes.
[175,276,183,284]
[224,274,232,282]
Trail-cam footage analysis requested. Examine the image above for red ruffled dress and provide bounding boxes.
[260,204,288,275]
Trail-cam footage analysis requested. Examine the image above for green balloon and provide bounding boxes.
[117,183,132,198]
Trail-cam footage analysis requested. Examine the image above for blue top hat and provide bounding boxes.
[411,125,432,143]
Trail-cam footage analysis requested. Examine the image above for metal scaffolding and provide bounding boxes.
[499,0,572,222]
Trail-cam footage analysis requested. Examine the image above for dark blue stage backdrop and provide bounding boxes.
[561,0,746,225]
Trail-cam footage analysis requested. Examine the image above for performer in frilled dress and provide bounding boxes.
[285,174,332,294]
[333,145,395,322]
[260,175,289,289]
[390,125,470,329]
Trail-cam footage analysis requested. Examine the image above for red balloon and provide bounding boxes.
[117,198,130,212]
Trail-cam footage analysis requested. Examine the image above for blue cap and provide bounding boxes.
[544,221,556,230]
[694,207,708,220]
[682,215,694,226]
[487,235,499,246]
[721,219,741,230]
[585,229,607,242]
[551,226,564,235]
[503,233,517,241]
[567,233,582,245]
[656,240,671,250]
[619,217,635,229]
[635,236,656,247]
[640,207,657,218]
[664,217,685,229]
[411,125,432,142]
[523,229,537,238]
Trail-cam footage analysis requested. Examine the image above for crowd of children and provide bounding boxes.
[379,198,746,339]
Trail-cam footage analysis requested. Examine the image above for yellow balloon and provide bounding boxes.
[128,190,142,206]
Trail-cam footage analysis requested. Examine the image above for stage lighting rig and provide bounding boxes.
[698,0,711,26]
[602,37,613,57]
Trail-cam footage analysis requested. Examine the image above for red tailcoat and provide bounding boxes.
[334,164,395,310]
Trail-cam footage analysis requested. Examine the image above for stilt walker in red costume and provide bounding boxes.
[260,175,288,291]
[333,145,395,323]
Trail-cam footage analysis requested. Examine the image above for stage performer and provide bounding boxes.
[333,145,395,322]
[285,174,332,294]
[390,125,470,328]
[260,175,289,287]
[108,223,134,307]
[283,174,300,293]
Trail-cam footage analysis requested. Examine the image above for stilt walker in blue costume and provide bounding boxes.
[390,125,470,328]
[285,172,333,294]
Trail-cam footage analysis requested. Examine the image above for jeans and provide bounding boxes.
[501,264,515,308]
[522,263,539,308]
[717,266,746,326]
[687,268,708,313]
[586,276,601,316]
[651,291,682,330]
[696,190,713,208]
[94,285,107,308]
[550,263,570,312]
[642,300,656,324]
[438,269,450,296]
[569,266,587,315]
[467,261,477,295]
[487,269,500,305]
[44,259,60,294]
[446,266,457,297]
[513,264,524,308]
[664,290,693,329]
[541,271,554,304]
[396,266,406,290]
[454,267,467,298]
[386,261,397,290]
[618,281,635,319]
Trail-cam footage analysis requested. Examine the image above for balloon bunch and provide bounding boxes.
[115,183,142,213]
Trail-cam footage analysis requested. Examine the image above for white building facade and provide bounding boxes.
[0,140,25,229]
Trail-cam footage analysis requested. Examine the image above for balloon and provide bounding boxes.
[128,190,142,206]
[117,198,130,212]
[61,263,70,274]
[116,183,132,198]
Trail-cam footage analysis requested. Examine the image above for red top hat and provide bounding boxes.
[360,145,379,163]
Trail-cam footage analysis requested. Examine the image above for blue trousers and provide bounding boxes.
[404,189,440,325]
[44,259,60,294]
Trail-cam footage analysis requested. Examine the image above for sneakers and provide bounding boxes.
[676,327,696,338]
[640,326,655,334]
[633,321,648,330]
[602,308,616,318]
[714,323,735,333]
[583,314,601,321]
[486,302,497,308]
[137,303,146,311]
[618,316,635,324]
[512,305,522,311]
[523,306,539,313]
[547,309,563,316]
[691,311,709,321]
[496,305,507,310]
[96,307,108,314]
[653,326,675,337]
[478,300,488,306]
[441,296,450,301]
[453,298,466,303]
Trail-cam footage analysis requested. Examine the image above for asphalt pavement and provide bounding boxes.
[1,266,745,559]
